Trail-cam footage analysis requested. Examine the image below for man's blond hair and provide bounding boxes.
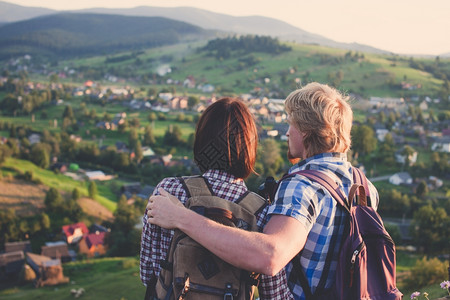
[285,82,353,158]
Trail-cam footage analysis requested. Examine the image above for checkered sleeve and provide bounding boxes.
[139,177,188,285]
[255,204,295,299]
[268,176,320,233]
[259,269,295,300]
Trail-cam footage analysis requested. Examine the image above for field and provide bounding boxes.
[0,254,448,300]
[0,176,113,221]
[1,158,117,212]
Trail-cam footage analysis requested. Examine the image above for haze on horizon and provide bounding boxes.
[3,0,450,56]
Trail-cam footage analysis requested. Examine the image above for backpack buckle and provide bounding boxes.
[224,283,233,300]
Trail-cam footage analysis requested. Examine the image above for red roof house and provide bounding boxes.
[62,222,89,244]
[78,232,107,258]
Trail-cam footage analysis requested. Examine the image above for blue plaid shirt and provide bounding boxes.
[267,153,379,300]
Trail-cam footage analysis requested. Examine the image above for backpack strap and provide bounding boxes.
[285,169,356,299]
[182,176,214,198]
[236,191,268,217]
[286,169,351,212]
[352,167,372,207]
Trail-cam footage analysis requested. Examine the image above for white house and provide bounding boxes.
[376,129,390,142]
[395,147,418,165]
[431,137,450,153]
[389,172,413,185]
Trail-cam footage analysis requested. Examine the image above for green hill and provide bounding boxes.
[0,13,214,59]
[53,40,449,99]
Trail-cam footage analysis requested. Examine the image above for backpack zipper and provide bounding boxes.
[349,242,365,287]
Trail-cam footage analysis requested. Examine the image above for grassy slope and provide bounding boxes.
[2,158,117,212]
[51,42,448,98]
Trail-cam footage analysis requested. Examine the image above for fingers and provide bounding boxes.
[159,187,169,196]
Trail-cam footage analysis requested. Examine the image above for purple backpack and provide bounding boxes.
[285,168,403,300]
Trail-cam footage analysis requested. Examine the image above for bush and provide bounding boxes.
[122,258,138,269]
[404,256,447,290]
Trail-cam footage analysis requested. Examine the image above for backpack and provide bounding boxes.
[282,168,403,300]
[153,175,266,300]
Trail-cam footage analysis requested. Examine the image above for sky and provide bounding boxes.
[5,0,450,56]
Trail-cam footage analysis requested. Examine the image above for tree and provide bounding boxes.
[62,105,74,120]
[351,125,377,156]
[88,181,98,199]
[134,140,143,163]
[105,195,140,256]
[40,213,51,230]
[163,124,184,146]
[143,125,156,146]
[30,143,50,169]
[128,128,139,150]
[415,181,429,198]
[188,96,200,109]
[401,145,415,168]
[377,133,395,164]
[147,112,157,123]
[44,187,63,212]
[72,188,81,200]
[411,205,449,254]
[259,138,283,177]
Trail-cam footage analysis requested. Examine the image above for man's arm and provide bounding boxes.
[147,188,307,276]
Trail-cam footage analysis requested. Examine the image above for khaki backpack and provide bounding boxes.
[153,176,267,300]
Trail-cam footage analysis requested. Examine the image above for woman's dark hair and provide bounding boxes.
[193,97,258,179]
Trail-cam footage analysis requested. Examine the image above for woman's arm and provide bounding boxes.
[147,188,307,275]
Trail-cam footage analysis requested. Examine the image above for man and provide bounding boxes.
[148,82,379,299]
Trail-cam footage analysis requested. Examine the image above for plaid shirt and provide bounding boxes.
[140,169,294,300]
[268,153,379,300]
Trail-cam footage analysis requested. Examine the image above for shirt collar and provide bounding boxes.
[290,152,347,172]
[202,169,246,187]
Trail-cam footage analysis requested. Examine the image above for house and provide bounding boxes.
[84,170,114,181]
[428,176,443,189]
[183,76,196,88]
[50,162,67,173]
[28,133,41,145]
[395,147,418,166]
[142,146,155,157]
[389,172,413,185]
[26,252,69,287]
[90,223,110,233]
[199,84,214,93]
[5,241,32,253]
[78,232,107,258]
[136,185,155,200]
[41,241,73,263]
[120,183,155,201]
[376,128,390,142]
[62,222,89,244]
[169,96,188,110]
[431,136,450,153]
[369,97,405,108]
[0,251,25,280]
[158,92,173,101]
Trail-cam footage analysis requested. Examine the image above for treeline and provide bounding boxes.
[0,73,72,115]
[201,35,292,59]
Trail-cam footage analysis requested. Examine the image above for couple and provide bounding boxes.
[140,82,379,299]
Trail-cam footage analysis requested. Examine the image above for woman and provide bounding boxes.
[140,97,293,299]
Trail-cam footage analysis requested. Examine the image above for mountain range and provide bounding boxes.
[0,1,391,55]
